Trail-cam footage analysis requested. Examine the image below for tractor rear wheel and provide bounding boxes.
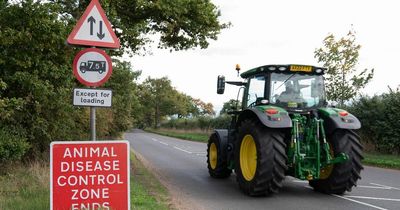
[235,119,287,196]
[207,133,232,178]
[309,129,363,194]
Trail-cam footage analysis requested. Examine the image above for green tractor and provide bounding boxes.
[207,64,363,196]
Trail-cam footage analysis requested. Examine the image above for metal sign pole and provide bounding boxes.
[90,106,96,141]
[90,84,96,141]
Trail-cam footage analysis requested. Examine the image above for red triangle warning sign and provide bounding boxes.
[67,0,120,49]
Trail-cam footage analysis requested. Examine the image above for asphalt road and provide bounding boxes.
[126,129,400,210]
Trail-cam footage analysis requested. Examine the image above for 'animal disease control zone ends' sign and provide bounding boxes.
[50,141,130,210]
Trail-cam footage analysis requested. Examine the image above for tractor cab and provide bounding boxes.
[219,64,327,112]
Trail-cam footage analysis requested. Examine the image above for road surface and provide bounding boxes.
[126,129,400,210]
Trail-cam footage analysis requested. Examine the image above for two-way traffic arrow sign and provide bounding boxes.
[67,0,120,49]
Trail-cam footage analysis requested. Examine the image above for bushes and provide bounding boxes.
[161,114,231,131]
[0,127,30,163]
[348,88,400,154]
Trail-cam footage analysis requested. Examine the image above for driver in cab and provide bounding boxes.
[277,83,305,107]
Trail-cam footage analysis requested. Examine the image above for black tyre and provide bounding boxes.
[309,129,363,194]
[207,133,232,178]
[235,119,287,196]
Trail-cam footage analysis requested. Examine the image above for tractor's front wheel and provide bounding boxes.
[309,129,363,194]
[235,119,287,196]
[207,133,232,178]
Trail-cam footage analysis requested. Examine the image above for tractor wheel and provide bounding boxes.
[207,133,232,178]
[309,129,363,194]
[235,119,287,196]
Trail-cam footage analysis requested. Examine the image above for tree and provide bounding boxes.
[138,77,179,128]
[103,60,141,136]
[51,0,230,54]
[191,98,215,116]
[220,99,240,115]
[0,1,144,159]
[0,1,81,157]
[314,29,374,106]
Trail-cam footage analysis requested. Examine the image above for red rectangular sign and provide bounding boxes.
[50,141,130,210]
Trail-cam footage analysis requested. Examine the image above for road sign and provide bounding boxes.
[67,0,120,48]
[73,88,112,107]
[73,48,112,87]
[50,141,130,210]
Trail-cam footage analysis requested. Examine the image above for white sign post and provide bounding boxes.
[73,88,112,107]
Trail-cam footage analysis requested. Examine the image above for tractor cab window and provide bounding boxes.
[247,75,266,107]
[270,73,325,109]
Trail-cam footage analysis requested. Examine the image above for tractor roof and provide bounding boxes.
[240,64,327,79]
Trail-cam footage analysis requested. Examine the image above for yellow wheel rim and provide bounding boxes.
[240,135,257,181]
[320,143,334,179]
[209,143,217,170]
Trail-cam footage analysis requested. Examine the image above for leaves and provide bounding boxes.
[349,88,400,154]
[52,0,229,55]
[314,29,374,106]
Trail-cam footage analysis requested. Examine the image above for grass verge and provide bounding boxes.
[0,152,172,210]
[146,128,209,142]
[0,161,50,210]
[363,152,400,170]
[130,151,172,210]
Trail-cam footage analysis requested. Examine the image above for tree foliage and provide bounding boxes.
[0,1,79,157]
[314,29,374,106]
[137,77,214,128]
[219,99,240,115]
[51,0,229,54]
[348,88,400,154]
[191,98,215,116]
[0,1,140,160]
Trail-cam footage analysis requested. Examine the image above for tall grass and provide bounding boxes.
[0,161,50,210]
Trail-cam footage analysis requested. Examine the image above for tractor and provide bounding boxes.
[207,64,363,196]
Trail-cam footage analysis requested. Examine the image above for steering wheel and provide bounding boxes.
[248,101,257,107]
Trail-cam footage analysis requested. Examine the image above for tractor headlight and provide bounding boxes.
[315,68,323,73]
[278,67,286,71]
[268,66,276,71]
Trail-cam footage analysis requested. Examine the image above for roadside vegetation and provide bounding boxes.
[147,128,209,142]
[0,152,172,209]
[130,151,172,210]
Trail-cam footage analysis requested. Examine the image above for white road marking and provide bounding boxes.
[344,196,400,202]
[292,180,308,183]
[159,141,169,146]
[304,186,388,210]
[151,138,158,142]
[173,146,193,154]
[370,183,400,190]
[331,194,388,210]
[357,185,391,190]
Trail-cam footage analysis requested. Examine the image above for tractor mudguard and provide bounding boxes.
[237,106,292,129]
[318,108,361,135]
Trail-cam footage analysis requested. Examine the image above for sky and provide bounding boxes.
[129,0,400,112]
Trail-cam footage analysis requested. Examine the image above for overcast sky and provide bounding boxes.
[130,0,400,112]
